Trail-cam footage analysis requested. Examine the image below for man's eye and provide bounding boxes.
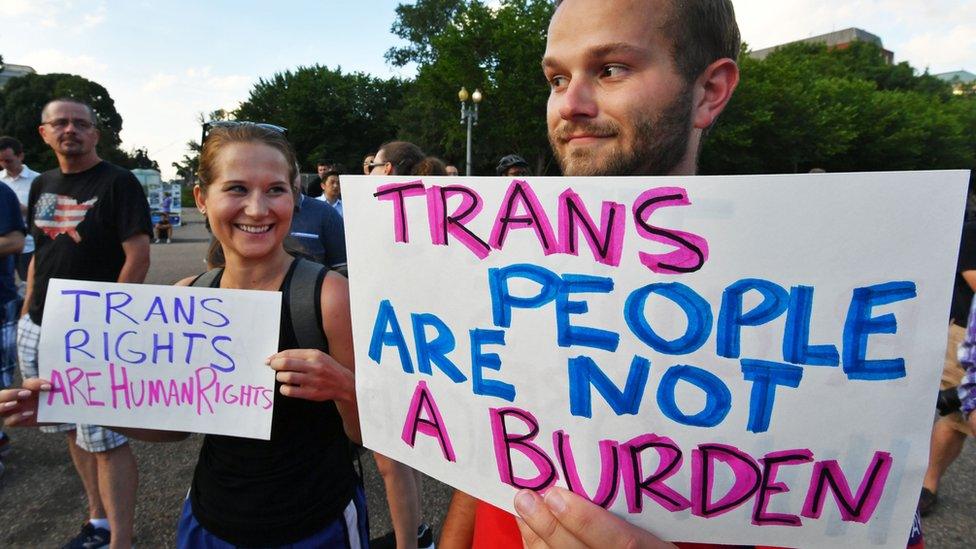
[548,75,568,89]
[600,65,628,78]
[269,186,289,195]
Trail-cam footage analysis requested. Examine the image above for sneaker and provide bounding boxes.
[0,432,10,456]
[62,522,110,549]
[153,239,159,244]
[166,238,171,243]
[918,487,938,517]
[417,523,435,549]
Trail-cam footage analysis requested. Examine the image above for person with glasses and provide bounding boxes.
[6,98,151,549]
[367,139,438,549]
[363,154,376,175]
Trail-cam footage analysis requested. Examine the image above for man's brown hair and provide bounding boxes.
[554,0,740,83]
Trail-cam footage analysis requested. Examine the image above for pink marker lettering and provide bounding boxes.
[691,443,762,518]
[619,434,691,513]
[488,180,558,255]
[195,367,217,415]
[46,369,69,405]
[375,181,427,243]
[752,449,814,527]
[426,185,490,259]
[553,430,620,509]
[557,189,625,267]
[488,406,557,490]
[401,380,457,462]
[632,187,709,274]
[109,363,130,409]
[801,451,892,523]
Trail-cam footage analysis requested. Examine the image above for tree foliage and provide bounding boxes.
[233,65,407,172]
[389,0,555,174]
[701,42,974,178]
[0,72,157,172]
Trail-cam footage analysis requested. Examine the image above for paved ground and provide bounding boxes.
[0,209,972,547]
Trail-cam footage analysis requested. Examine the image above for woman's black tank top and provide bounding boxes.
[189,260,357,547]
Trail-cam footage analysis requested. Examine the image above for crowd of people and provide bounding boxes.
[0,0,969,548]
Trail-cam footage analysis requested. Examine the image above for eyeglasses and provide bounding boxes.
[41,118,95,131]
[367,161,390,170]
[201,120,288,144]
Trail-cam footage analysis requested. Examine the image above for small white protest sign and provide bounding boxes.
[38,279,281,440]
[345,171,969,548]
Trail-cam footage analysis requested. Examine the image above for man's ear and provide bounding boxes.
[691,58,740,130]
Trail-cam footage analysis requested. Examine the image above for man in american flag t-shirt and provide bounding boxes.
[15,98,152,549]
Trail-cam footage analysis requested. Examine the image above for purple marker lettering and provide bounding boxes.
[489,180,558,255]
[61,289,100,322]
[426,185,490,259]
[619,433,691,513]
[557,189,625,266]
[753,449,814,527]
[488,406,557,490]
[375,181,427,243]
[801,452,892,523]
[400,380,457,462]
[553,430,620,509]
[632,187,709,274]
[105,291,138,324]
[691,443,762,518]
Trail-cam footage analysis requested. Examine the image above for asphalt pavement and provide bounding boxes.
[0,209,972,547]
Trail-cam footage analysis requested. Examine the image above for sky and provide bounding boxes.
[2,0,975,180]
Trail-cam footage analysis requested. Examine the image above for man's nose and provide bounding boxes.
[558,77,599,120]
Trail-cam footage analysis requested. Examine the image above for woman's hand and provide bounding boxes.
[515,486,676,549]
[0,378,51,428]
[267,349,355,403]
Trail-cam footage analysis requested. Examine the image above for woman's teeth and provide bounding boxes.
[235,224,272,234]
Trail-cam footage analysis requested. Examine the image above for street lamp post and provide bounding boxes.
[458,86,482,176]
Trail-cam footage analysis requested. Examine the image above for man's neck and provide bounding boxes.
[3,165,23,178]
[58,153,101,175]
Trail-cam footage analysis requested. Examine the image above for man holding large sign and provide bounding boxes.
[345,1,957,548]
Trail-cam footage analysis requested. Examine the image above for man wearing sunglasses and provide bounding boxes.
[17,98,151,549]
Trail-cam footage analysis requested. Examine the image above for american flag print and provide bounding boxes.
[34,193,99,243]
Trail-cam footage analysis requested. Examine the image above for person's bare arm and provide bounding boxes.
[118,233,151,283]
[962,270,976,293]
[20,255,34,316]
[438,490,478,549]
[0,230,24,257]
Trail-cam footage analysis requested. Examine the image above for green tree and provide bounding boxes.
[389,0,555,174]
[701,42,974,176]
[233,65,407,172]
[0,72,132,171]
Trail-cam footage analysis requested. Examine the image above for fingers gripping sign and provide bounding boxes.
[0,378,52,428]
[267,349,354,402]
[515,486,676,549]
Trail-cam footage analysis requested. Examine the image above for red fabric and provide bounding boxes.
[470,501,748,549]
[471,501,522,549]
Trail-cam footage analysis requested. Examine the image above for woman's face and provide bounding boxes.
[195,142,294,262]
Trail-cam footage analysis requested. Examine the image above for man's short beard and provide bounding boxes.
[551,86,694,177]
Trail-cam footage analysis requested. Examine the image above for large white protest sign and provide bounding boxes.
[346,171,968,548]
[38,279,281,440]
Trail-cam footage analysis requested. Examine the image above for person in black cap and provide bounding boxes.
[495,154,531,177]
